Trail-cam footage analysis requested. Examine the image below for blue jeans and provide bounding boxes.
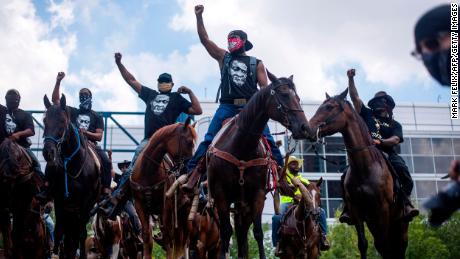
[187,104,284,171]
[44,213,54,243]
[112,138,149,197]
[271,203,328,246]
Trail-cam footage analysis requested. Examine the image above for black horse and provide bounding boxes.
[43,94,101,259]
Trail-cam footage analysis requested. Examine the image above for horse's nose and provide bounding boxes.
[301,123,312,138]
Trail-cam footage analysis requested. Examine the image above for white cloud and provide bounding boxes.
[169,0,443,101]
[48,0,75,30]
[0,0,76,110]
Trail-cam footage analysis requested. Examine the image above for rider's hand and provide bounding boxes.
[115,52,122,64]
[56,72,65,82]
[79,128,88,135]
[373,139,381,145]
[448,160,460,182]
[195,5,204,16]
[347,69,355,78]
[294,194,302,203]
[177,86,191,94]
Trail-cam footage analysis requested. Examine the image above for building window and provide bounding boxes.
[303,155,325,172]
[413,156,435,174]
[327,180,342,199]
[411,138,432,155]
[432,138,454,155]
[434,156,454,175]
[415,181,437,199]
[325,155,347,173]
[454,138,460,155]
[325,137,346,154]
[399,138,412,155]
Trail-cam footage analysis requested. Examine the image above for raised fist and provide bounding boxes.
[177,86,191,94]
[347,69,355,78]
[195,5,204,15]
[115,52,122,63]
[57,72,65,81]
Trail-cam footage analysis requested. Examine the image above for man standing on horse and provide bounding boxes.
[183,4,284,190]
[38,72,112,200]
[99,52,202,216]
[272,156,329,253]
[340,69,419,223]
[2,89,43,179]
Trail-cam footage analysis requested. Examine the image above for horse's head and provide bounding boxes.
[42,94,70,163]
[306,178,323,210]
[265,71,312,139]
[164,117,197,165]
[309,88,350,140]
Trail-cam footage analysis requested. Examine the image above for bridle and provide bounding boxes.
[43,122,82,197]
[269,81,304,129]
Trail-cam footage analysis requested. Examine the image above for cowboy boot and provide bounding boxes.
[402,196,419,222]
[320,234,331,251]
[182,159,206,192]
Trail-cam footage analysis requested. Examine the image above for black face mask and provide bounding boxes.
[79,94,92,112]
[5,95,20,110]
[422,48,451,86]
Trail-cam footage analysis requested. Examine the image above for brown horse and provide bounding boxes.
[118,211,143,259]
[85,213,122,259]
[203,72,311,259]
[43,94,101,259]
[277,178,323,259]
[130,118,196,259]
[0,139,47,259]
[186,185,220,259]
[309,89,408,259]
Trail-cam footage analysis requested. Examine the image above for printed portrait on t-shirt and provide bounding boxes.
[229,60,248,87]
[77,114,91,130]
[151,94,170,115]
[5,113,16,134]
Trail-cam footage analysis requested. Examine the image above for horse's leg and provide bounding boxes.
[234,210,250,259]
[134,200,152,259]
[53,205,64,256]
[252,213,266,259]
[79,218,89,259]
[217,208,232,259]
[387,220,408,259]
[355,222,368,259]
[0,210,12,258]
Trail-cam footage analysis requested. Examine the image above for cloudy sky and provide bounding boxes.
[0,0,451,112]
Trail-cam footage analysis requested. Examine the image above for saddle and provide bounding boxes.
[86,142,101,174]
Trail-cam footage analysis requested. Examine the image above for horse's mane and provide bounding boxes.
[238,77,296,129]
[336,98,383,162]
[147,122,197,147]
[0,139,25,173]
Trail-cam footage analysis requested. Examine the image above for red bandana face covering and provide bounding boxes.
[228,37,244,53]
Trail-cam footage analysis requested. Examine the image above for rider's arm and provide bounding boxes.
[115,53,142,94]
[257,61,268,88]
[347,69,363,113]
[83,129,103,142]
[52,72,65,105]
[379,136,400,147]
[195,5,226,65]
[187,90,203,115]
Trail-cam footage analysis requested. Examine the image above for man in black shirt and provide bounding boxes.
[341,69,419,223]
[183,5,284,190]
[38,72,112,201]
[99,52,202,216]
[0,104,6,143]
[2,89,43,178]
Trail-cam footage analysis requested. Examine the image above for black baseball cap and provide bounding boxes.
[228,30,253,51]
[158,73,173,83]
[117,160,131,170]
[414,4,451,50]
[368,91,395,110]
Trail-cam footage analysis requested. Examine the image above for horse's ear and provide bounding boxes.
[43,95,51,109]
[184,116,192,128]
[288,75,294,81]
[60,94,66,110]
[266,69,278,84]
[316,177,323,188]
[339,88,349,100]
[325,92,331,99]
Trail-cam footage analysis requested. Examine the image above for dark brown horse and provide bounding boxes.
[119,211,143,259]
[204,72,311,259]
[43,94,101,259]
[309,89,408,259]
[0,139,47,259]
[130,118,196,259]
[277,178,323,259]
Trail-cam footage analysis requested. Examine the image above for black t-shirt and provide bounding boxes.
[139,86,192,139]
[68,106,104,142]
[220,53,260,102]
[359,106,404,154]
[0,105,7,143]
[4,108,35,148]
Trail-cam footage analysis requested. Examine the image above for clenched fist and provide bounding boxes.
[57,72,65,81]
[115,52,122,64]
[347,69,355,78]
[195,5,204,16]
[177,86,191,94]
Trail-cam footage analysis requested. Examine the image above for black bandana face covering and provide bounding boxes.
[5,94,20,110]
[422,48,451,86]
[79,94,92,111]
